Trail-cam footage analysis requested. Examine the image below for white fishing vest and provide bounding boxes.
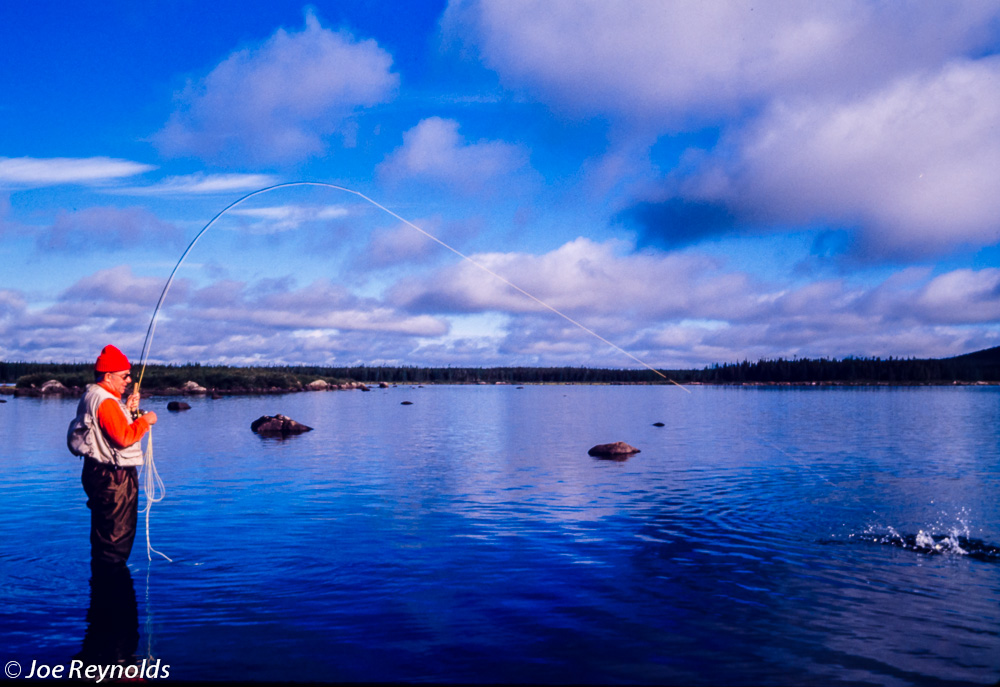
[68,384,144,467]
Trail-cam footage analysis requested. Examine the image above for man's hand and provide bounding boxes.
[144,411,158,427]
[126,391,140,413]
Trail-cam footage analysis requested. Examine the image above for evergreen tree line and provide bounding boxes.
[2,349,997,388]
[701,354,999,384]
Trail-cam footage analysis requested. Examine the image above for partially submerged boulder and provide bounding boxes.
[251,414,313,436]
[588,441,641,459]
[167,401,191,411]
[306,379,330,391]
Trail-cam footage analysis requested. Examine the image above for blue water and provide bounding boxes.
[1,385,998,684]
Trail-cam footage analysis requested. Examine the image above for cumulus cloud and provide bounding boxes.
[447,1,1000,261]
[386,237,1000,366]
[638,57,1000,259]
[389,237,757,321]
[379,117,533,194]
[156,10,398,165]
[444,0,999,124]
[0,157,154,188]
[38,206,183,252]
[912,268,1000,324]
[0,265,451,364]
[2,256,999,366]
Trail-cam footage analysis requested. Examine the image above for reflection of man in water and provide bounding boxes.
[76,563,139,666]
[74,345,157,566]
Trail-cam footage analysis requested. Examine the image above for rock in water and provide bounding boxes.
[167,401,191,411]
[652,422,665,427]
[588,441,640,458]
[251,414,313,436]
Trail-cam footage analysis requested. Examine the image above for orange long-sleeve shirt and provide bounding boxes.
[95,381,151,449]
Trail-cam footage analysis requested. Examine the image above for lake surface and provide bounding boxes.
[1,385,998,685]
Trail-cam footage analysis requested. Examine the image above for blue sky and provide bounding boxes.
[2,1,999,369]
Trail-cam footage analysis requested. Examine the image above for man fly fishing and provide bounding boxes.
[69,345,158,567]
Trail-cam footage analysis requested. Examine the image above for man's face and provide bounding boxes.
[104,370,132,396]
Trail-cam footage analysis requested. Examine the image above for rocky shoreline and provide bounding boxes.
[0,378,390,398]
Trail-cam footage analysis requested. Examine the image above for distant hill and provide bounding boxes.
[939,345,1000,381]
[699,346,1000,384]
[947,346,1000,364]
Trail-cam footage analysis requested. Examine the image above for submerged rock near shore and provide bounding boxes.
[251,414,313,436]
[588,441,641,459]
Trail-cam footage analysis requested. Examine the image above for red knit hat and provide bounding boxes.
[95,345,131,373]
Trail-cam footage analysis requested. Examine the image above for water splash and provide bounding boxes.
[847,512,1000,562]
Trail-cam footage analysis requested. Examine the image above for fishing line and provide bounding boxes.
[137,182,681,387]
[140,431,171,562]
[133,181,685,562]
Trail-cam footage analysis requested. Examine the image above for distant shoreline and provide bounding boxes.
[2,346,998,395]
[1,378,997,400]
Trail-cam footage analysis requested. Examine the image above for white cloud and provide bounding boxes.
[389,237,755,321]
[227,204,350,233]
[3,255,999,367]
[119,173,280,195]
[6,227,991,367]
[379,117,532,194]
[675,57,1000,258]
[156,10,398,165]
[913,269,1000,323]
[444,0,999,125]
[388,237,1000,366]
[0,157,154,187]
